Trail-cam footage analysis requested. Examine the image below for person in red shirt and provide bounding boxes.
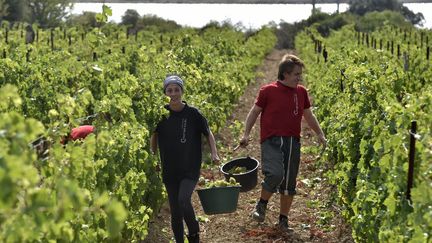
[70,125,95,140]
[32,125,95,160]
[238,54,327,232]
[61,125,95,144]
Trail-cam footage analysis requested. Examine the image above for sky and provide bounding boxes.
[71,3,432,29]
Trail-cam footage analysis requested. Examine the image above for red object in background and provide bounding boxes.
[70,125,95,140]
[60,125,95,145]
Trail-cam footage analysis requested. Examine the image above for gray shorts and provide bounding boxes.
[261,136,301,195]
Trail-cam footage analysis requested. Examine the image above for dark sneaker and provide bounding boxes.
[186,233,199,243]
[277,217,293,233]
[252,201,267,222]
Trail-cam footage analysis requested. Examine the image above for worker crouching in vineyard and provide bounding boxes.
[150,75,220,243]
[32,125,96,158]
[238,54,327,232]
[60,125,96,145]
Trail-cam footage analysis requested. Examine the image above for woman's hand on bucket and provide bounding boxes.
[211,153,221,164]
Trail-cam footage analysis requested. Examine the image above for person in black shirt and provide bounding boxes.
[151,75,220,243]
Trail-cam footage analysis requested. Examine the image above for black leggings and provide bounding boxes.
[164,178,199,243]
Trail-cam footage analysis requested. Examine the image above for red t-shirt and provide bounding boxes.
[70,125,95,140]
[255,81,311,143]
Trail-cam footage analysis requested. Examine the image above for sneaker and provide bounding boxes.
[277,217,293,232]
[252,201,267,222]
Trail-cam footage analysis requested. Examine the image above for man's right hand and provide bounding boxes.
[234,136,250,151]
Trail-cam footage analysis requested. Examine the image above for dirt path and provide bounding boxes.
[144,49,354,243]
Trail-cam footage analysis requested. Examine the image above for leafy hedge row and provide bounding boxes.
[296,25,431,242]
[0,24,276,242]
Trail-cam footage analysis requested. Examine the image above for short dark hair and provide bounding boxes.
[278,54,305,80]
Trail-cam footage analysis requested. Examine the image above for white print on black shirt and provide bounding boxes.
[180,118,187,143]
[293,93,299,116]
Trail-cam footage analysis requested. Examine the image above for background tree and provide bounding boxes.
[136,14,180,32]
[348,0,424,25]
[275,10,352,49]
[121,9,140,27]
[66,11,98,28]
[355,10,412,32]
[0,0,8,19]
[3,0,26,22]
[27,0,73,28]
[400,6,424,26]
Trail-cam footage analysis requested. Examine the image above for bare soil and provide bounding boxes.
[143,49,354,243]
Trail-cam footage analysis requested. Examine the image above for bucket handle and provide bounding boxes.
[232,138,252,158]
[233,137,252,152]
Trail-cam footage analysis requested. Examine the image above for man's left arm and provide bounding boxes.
[303,108,327,146]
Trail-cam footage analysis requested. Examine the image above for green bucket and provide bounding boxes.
[196,186,241,215]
